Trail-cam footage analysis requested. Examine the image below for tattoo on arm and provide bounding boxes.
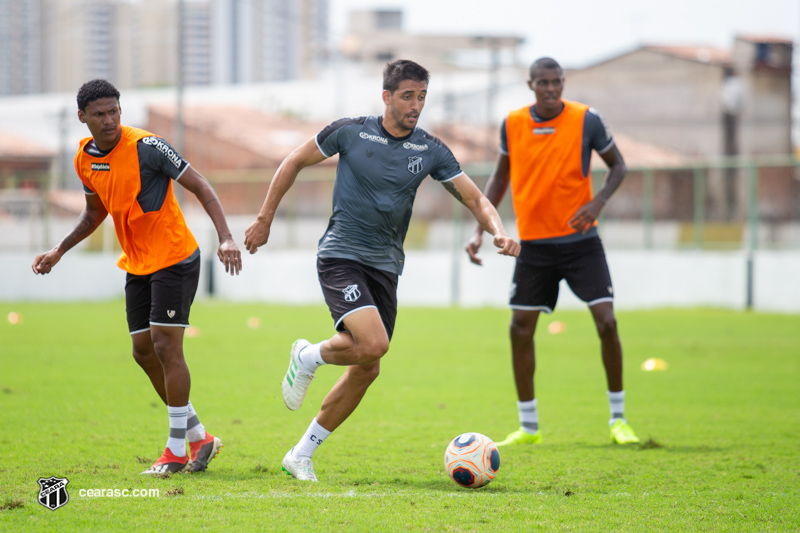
[60,212,102,253]
[443,181,464,204]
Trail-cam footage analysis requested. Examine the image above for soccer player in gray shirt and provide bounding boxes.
[244,59,520,481]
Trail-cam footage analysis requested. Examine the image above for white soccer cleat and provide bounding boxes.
[281,448,318,482]
[282,339,314,411]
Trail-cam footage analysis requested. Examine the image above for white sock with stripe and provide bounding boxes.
[186,401,206,443]
[517,399,539,434]
[608,390,626,425]
[166,405,188,457]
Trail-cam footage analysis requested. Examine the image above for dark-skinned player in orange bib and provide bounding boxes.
[32,79,243,474]
[466,57,640,446]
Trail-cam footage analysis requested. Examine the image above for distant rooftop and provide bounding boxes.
[0,129,55,159]
[643,45,731,65]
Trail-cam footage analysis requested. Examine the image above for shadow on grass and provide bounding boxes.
[573,440,727,454]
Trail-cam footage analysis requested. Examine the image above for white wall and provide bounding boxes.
[6,249,800,313]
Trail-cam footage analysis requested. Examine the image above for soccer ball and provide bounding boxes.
[444,432,500,488]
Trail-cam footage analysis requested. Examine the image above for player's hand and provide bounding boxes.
[465,231,484,266]
[243,219,271,254]
[32,248,62,275]
[493,235,520,258]
[217,237,242,275]
[569,198,604,233]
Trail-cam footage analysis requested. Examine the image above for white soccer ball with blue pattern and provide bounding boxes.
[444,432,500,488]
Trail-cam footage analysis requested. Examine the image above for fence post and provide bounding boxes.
[745,163,759,309]
[692,167,706,249]
[643,168,654,249]
[450,203,463,307]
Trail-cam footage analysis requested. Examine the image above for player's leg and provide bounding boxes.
[131,331,167,403]
[126,270,189,474]
[282,308,387,482]
[137,323,192,474]
[149,325,190,406]
[282,260,397,481]
[316,308,387,431]
[126,272,168,403]
[509,308,540,402]
[497,243,557,446]
[282,258,393,411]
[587,301,637,443]
[566,236,639,444]
[142,254,222,473]
[496,309,543,446]
[588,301,622,392]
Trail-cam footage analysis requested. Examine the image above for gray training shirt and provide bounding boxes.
[315,115,463,275]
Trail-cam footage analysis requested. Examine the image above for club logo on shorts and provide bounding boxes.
[509,283,517,299]
[167,310,176,318]
[408,156,423,174]
[38,476,70,511]
[342,284,361,302]
[608,286,613,295]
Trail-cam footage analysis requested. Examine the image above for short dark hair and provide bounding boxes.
[77,79,120,111]
[383,59,429,94]
[529,57,563,80]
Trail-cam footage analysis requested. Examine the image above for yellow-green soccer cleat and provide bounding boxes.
[610,419,640,444]
[495,427,542,447]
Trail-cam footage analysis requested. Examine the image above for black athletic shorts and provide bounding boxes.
[317,257,399,340]
[125,250,201,334]
[509,236,613,313]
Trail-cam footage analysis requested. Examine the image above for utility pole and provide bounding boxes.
[175,0,185,156]
[486,39,500,157]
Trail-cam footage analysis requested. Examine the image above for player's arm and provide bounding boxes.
[465,153,511,265]
[244,137,328,254]
[32,192,108,275]
[178,167,242,275]
[569,144,627,233]
[443,173,519,260]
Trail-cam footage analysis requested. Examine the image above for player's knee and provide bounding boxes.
[356,337,389,364]
[150,333,183,364]
[510,317,535,340]
[131,337,158,368]
[355,361,381,383]
[595,315,618,338]
[132,347,157,368]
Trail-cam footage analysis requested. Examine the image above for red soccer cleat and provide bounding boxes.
[140,448,190,475]
[189,432,223,472]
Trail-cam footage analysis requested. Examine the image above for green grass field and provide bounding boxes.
[1,301,798,532]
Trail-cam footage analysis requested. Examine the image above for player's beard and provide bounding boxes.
[389,105,417,135]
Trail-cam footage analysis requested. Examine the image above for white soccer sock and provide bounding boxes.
[298,342,326,374]
[186,401,206,443]
[166,405,188,457]
[517,399,539,433]
[293,417,332,459]
[608,390,626,425]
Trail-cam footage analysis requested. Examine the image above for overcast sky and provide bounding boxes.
[329,0,799,69]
